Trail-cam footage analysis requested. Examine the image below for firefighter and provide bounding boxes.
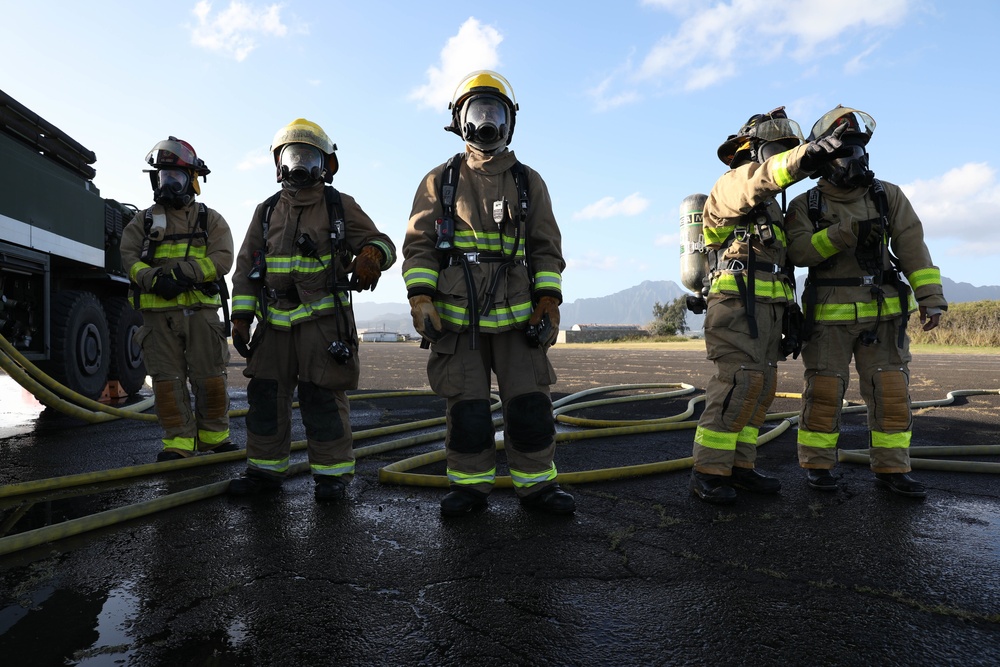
[785,106,946,498]
[402,70,574,516]
[121,137,236,462]
[228,118,396,501]
[692,107,853,504]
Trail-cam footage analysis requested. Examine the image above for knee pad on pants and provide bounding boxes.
[298,381,344,442]
[506,392,555,453]
[153,379,185,429]
[723,369,764,431]
[448,399,494,454]
[747,366,777,429]
[802,374,845,433]
[874,370,911,431]
[246,378,278,437]
[195,375,228,420]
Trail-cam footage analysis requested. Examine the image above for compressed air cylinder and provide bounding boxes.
[679,193,709,293]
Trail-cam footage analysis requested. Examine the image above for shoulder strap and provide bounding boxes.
[261,191,282,244]
[197,203,208,233]
[806,187,823,228]
[441,152,463,221]
[509,160,530,222]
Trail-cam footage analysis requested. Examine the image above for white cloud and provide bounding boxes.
[573,193,650,220]
[901,163,1000,255]
[566,253,620,272]
[190,1,288,62]
[409,18,503,110]
[236,147,273,171]
[595,0,916,107]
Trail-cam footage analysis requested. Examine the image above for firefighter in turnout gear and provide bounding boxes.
[692,107,854,504]
[785,106,946,498]
[228,118,396,501]
[120,137,236,462]
[402,70,574,516]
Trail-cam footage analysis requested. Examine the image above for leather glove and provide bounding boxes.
[800,123,852,172]
[409,295,442,341]
[528,296,560,346]
[851,219,885,247]
[351,245,383,291]
[151,268,189,300]
[231,318,252,358]
[919,305,943,332]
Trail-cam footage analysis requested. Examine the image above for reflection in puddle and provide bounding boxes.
[0,373,44,438]
[73,580,139,665]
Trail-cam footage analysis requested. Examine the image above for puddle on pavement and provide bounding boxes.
[0,373,44,438]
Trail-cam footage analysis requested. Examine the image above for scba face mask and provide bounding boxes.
[153,169,193,209]
[279,143,325,188]
[461,96,509,153]
[823,144,874,188]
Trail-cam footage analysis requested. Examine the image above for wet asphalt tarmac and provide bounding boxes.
[1,342,999,666]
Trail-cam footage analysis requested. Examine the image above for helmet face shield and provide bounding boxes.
[460,95,509,152]
[279,143,325,187]
[809,107,875,145]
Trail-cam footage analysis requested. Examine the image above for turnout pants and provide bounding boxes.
[137,308,230,456]
[427,329,558,498]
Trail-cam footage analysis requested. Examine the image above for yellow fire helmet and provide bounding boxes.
[445,70,518,146]
[270,118,339,182]
[717,107,803,167]
[808,105,875,145]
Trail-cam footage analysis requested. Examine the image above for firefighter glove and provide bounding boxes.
[351,245,384,291]
[800,123,852,172]
[151,268,190,300]
[920,305,943,332]
[231,318,252,358]
[528,296,560,346]
[409,295,442,341]
[852,219,885,248]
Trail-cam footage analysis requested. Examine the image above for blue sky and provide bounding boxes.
[3,0,999,309]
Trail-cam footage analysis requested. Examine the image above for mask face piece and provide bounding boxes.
[279,143,325,187]
[460,96,509,153]
[153,168,192,208]
[823,144,873,188]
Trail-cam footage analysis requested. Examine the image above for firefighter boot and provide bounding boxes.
[440,487,489,517]
[156,450,186,462]
[874,473,927,499]
[730,466,781,494]
[315,476,348,502]
[690,471,737,504]
[806,468,838,491]
[228,470,282,496]
[520,484,576,515]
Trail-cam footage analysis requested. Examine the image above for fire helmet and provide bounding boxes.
[271,118,339,185]
[145,136,209,207]
[808,106,876,188]
[446,70,518,153]
[717,107,804,168]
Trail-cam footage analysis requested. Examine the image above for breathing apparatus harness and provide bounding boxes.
[428,152,531,350]
[136,204,231,331]
[803,178,908,347]
[243,187,356,363]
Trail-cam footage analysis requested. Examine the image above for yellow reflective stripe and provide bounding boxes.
[368,240,395,268]
[232,294,259,316]
[736,425,759,445]
[447,467,496,485]
[195,257,217,281]
[312,461,356,476]
[772,150,795,188]
[534,271,561,292]
[162,436,196,452]
[138,291,222,309]
[435,300,533,328]
[153,243,208,259]
[452,230,527,256]
[198,429,230,446]
[798,430,840,449]
[871,430,912,449]
[510,464,557,488]
[694,425,737,451]
[812,294,917,322]
[264,293,351,328]
[266,253,333,274]
[249,457,289,473]
[705,224,737,246]
[709,274,793,299]
[404,267,439,290]
[130,261,152,283]
[810,228,838,259]
[907,267,941,290]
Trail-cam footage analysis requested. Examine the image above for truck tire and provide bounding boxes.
[42,290,110,400]
[103,296,146,396]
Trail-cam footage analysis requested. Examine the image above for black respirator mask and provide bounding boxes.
[461,96,509,153]
[279,144,325,188]
[152,169,193,209]
[822,144,874,188]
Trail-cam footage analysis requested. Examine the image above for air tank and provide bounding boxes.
[679,193,709,293]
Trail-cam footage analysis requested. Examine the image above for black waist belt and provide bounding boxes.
[808,270,901,288]
[266,287,301,304]
[448,252,525,266]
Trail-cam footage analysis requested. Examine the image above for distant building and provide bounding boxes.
[557,324,649,344]
[359,329,405,343]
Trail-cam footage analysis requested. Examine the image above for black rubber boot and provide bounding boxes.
[874,473,927,498]
[228,471,282,496]
[520,484,576,515]
[155,450,185,462]
[440,488,489,516]
[690,471,737,504]
[730,467,781,494]
[806,468,838,491]
[315,476,347,502]
[206,441,240,454]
